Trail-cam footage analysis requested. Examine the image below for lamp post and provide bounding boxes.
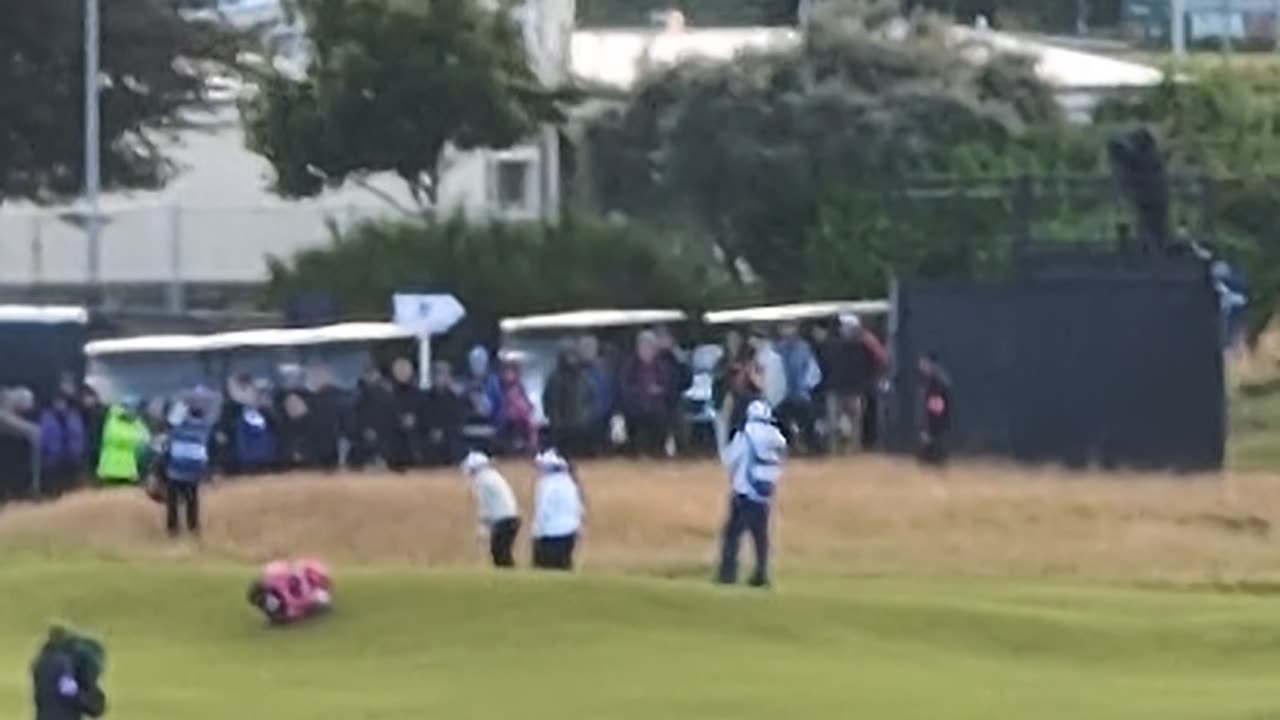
[1172,0,1187,60]
[84,0,102,300]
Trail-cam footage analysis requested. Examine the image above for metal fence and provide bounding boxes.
[0,203,393,288]
[873,173,1223,266]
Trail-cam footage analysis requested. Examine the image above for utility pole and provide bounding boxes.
[1221,0,1232,54]
[1077,0,1088,35]
[1274,0,1280,51]
[84,0,103,302]
[1172,0,1187,61]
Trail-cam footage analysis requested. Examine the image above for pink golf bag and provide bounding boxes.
[247,558,333,625]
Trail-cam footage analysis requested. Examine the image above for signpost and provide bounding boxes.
[392,293,466,389]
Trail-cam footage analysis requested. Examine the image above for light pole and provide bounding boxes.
[1172,0,1187,61]
[84,0,102,301]
[1274,0,1280,51]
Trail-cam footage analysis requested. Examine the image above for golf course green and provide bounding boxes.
[1,557,1279,720]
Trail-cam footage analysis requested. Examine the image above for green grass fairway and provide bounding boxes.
[2,560,1280,719]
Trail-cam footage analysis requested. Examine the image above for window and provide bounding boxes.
[491,157,534,215]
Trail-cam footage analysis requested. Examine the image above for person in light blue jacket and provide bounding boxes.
[162,397,214,537]
[775,322,823,454]
[715,400,788,588]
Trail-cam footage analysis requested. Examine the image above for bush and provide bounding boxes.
[265,214,739,350]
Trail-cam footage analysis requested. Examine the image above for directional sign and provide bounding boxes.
[392,293,466,336]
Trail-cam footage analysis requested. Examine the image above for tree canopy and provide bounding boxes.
[241,0,567,208]
[583,0,1062,297]
[0,0,241,203]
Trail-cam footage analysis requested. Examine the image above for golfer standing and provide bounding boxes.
[530,449,585,571]
[716,400,788,588]
[460,451,521,568]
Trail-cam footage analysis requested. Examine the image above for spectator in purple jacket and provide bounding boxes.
[621,330,674,458]
[39,393,87,498]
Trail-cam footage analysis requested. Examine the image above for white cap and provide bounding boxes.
[746,399,774,424]
[838,313,860,330]
[460,451,490,474]
[535,449,569,472]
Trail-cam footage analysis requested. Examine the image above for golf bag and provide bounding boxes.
[247,558,333,626]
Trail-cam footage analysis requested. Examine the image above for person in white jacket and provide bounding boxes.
[715,399,788,588]
[748,328,788,410]
[530,449,585,571]
[460,451,521,568]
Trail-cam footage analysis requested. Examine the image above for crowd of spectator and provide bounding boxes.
[0,314,890,503]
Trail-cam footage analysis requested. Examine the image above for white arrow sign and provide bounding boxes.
[392,293,466,336]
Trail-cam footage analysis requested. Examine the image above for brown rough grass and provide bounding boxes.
[2,458,1279,583]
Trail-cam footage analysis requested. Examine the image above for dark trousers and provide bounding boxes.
[919,432,948,466]
[166,481,200,535]
[775,398,822,455]
[43,464,83,499]
[626,412,669,457]
[532,534,577,571]
[717,494,770,587]
[490,517,520,568]
[347,434,384,469]
[550,425,596,459]
[861,391,880,449]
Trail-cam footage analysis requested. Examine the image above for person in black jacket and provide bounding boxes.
[918,352,952,467]
[302,366,343,471]
[386,358,424,472]
[31,625,106,720]
[421,362,464,467]
[349,367,394,469]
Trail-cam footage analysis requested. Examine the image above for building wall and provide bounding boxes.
[1126,0,1280,44]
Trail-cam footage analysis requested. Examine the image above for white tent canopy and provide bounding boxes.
[703,300,890,326]
[85,322,414,357]
[0,305,89,325]
[500,309,688,334]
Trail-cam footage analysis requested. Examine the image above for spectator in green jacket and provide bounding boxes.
[96,398,150,487]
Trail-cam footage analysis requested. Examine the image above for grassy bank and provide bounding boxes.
[3,459,1280,582]
[1,562,1279,719]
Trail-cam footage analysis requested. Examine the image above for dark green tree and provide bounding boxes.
[242,0,567,208]
[266,214,741,345]
[0,0,242,203]
[583,0,1061,298]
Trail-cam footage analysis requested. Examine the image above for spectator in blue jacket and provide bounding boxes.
[234,388,279,475]
[461,346,504,453]
[775,322,823,455]
[163,399,214,537]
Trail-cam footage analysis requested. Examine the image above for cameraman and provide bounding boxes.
[31,624,106,720]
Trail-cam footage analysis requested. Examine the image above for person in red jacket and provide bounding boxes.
[853,317,888,449]
[918,352,952,467]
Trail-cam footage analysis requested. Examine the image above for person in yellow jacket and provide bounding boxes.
[96,399,150,487]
